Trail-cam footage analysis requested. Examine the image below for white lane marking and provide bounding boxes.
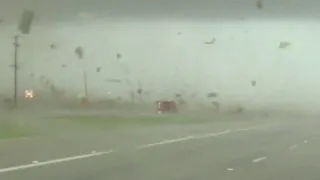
[252,157,267,163]
[137,136,194,149]
[193,130,231,139]
[235,126,266,132]
[289,145,298,150]
[137,130,231,149]
[304,140,308,143]
[0,125,271,174]
[0,150,113,174]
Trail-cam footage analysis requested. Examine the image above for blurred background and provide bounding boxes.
[0,0,320,113]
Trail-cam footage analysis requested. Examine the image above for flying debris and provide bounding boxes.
[50,44,56,49]
[251,80,256,87]
[204,37,216,45]
[116,53,122,59]
[137,88,143,95]
[207,92,218,98]
[75,46,84,59]
[256,0,263,9]
[279,41,291,49]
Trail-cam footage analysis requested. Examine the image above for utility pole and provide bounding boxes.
[83,71,88,98]
[13,35,19,108]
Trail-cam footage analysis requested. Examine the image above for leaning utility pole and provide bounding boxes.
[13,35,19,108]
[12,7,35,108]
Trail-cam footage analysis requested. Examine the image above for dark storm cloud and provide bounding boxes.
[1,0,320,23]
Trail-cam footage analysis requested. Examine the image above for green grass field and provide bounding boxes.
[56,114,211,130]
[0,123,35,139]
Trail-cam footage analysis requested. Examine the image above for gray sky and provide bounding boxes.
[1,0,320,23]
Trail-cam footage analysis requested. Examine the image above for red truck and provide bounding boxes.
[156,100,178,113]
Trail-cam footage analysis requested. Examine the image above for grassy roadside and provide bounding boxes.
[55,114,213,130]
[0,122,35,139]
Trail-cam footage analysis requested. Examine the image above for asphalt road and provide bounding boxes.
[1,114,320,180]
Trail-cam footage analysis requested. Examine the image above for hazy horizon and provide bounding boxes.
[1,0,320,24]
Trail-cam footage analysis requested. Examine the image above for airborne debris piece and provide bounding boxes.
[61,64,67,68]
[137,88,143,95]
[251,80,256,87]
[207,92,218,98]
[256,0,263,9]
[104,78,122,83]
[279,41,291,49]
[75,46,84,59]
[50,44,56,49]
[116,53,122,59]
[96,67,101,72]
[18,9,35,35]
[177,32,182,35]
[236,107,244,113]
[175,93,182,98]
[204,37,216,45]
